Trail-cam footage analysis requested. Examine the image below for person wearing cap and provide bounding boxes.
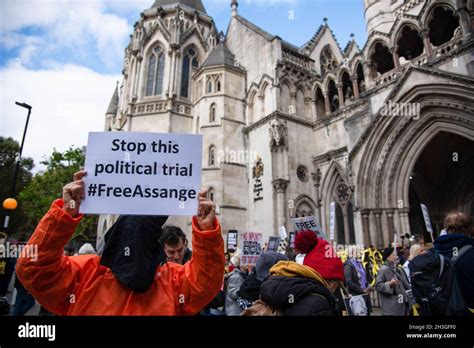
[15,170,225,315]
[375,247,411,316]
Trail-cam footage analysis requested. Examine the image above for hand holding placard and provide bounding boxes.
[80,132,203,216]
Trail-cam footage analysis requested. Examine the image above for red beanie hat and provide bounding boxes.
[301,236,344,281]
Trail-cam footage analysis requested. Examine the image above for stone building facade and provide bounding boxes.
[99,0,474,251]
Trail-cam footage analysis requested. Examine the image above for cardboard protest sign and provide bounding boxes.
[80,132,202,216]
[291,216,327,240]
[240,232,262,267]
[420,204,433,233]
[278,225,288,240]
[267,236,281,252]
[342,294,371,316]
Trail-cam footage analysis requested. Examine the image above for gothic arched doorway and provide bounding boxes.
[408,132,474,240]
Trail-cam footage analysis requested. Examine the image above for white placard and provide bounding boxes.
[80,132,202,216]
[420,204,433,234]
[279,225,288,240]
[291,216,327,240]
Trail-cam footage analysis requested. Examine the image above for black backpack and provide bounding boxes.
[409,246,472,316]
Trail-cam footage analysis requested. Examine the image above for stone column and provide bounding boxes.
[361,209,371,247]
[456,4,473,41]
[134,56,142,97]
[366,60,375,80]
[323,92,330,116]
[273,179,289,232]
[168,49,176,97]
[373,209,384,247]
[391,46,401,72]
[337,83,344,107]
[311,98,317,121]
[421,28,433,60]
[386,208,395,241]
[351,76,360,99]
[259,95,265,118]
[173,51,181,97]
[312,169,322,224]
[399,207,411,238]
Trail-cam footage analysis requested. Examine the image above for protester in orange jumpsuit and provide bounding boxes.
[16,170,225,315]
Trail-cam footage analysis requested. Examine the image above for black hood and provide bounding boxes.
[237,273,262,302]
[100,215,168,293]
[260,276,337,309]
[434,234,474,259]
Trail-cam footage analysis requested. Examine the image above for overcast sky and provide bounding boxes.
[0,0,366,172]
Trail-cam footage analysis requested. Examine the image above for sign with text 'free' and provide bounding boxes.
[80,132,202,216]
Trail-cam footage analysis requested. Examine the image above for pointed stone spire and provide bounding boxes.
[106,82,119,116]
[231,0,238,17]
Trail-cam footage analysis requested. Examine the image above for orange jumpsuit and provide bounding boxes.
[16,199,225,315]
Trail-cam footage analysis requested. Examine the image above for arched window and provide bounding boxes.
[296,88,305,117]
[216,79,221,92]
[181,47,199,98]
[327,79,339,113]
[146,45,165,96]
[370,42,394,75]
[341,71,353,104]
[315,87,326,119]
[356,63,365,94]
[336,203,345,244]
[207,78,213,94]
[210,103,216,123]
[397,26,423,61]
[280,83,291,114]
[209,145,216,166]
[428,6,460,46]
[208,188,215,202]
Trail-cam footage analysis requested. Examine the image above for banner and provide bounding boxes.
[268,236,281,252]
[80,132,202,216]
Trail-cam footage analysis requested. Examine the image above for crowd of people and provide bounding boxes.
[0,171,472,316]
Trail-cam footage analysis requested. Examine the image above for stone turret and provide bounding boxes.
[364,0,396,34]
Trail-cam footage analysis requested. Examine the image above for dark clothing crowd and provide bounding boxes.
[1,207,473,317]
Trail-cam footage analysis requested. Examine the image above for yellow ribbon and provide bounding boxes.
[362,248,383,286]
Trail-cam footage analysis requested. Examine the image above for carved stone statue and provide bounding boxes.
[170,10,184,45]
[269,119,288,150]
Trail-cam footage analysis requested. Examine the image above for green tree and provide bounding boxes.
[17,146,97,242]
[0,136,34,236]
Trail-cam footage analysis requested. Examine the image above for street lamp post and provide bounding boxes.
[2,102,32,233]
